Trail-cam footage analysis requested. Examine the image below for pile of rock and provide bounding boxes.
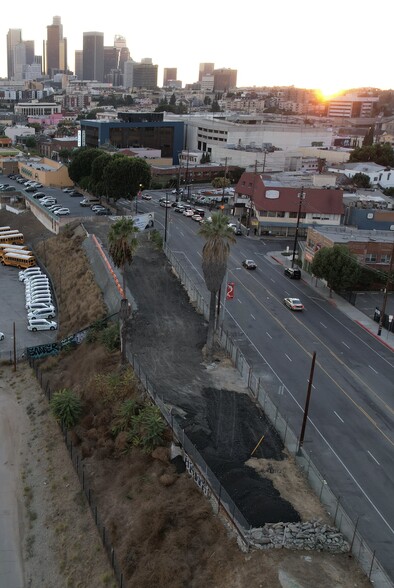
[245,520,349,553]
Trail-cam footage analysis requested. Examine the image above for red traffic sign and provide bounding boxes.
[226,282,235,300]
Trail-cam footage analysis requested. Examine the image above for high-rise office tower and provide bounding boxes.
[163,68,177,87]
[213,68,237,92]
[24,40,35,66]
[104,46,118,83]
[74,50,83,79]
[131,59,158,90]
[7,29,22,79]
[13,42,26,81]
[46,15,67,77]
[114,34,130,73]
[83,32,104,82]
[199,63,214,82]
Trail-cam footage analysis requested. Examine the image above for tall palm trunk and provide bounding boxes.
[206,290,218,359]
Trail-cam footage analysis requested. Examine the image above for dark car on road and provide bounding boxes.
[95,208,111,215]
[284,267,301,279]
[242,259,257,270]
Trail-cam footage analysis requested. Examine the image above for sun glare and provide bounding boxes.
[317,87,343,101]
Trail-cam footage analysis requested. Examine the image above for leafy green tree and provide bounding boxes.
[50,389,83,429]
[198,213,236,358]
[349,143,394,167]
[103,155,151,201]
[212,176,230,189]
[68,148,103,184]
[169,93,176,106]
[352,172,370,188]
[211,100,221,112]
[90,152,112,196]
[311,245,361,297]
[204,96,212,106]
[25,136,36,148]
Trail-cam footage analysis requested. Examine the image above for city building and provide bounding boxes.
[7,29,22,79]
[79,112,183,162]
[327,162,394,189]
[83,32,104,82]
[74,50,83,79]
[199,63,214,82]
[213,68,237,92]
[163,68,177,87]
[45,16,67,77]
[131,58,158,90]
[234,171,343,236]
[326,93,379,118]
[104,46,118,83]
[114,34,130,74]
[304,226,394,275]
[14,101,62,119]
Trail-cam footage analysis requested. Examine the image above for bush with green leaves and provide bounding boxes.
[111,399,140,436]
[86,318,108,343]
[50,388,83,429]
[128,405,166,453]
[99,322,120,351]
[150,229,163,249]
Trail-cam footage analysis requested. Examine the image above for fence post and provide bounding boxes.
[368,550,376,580]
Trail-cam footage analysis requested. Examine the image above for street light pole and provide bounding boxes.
[291,186,305,269]
[164,192,169,243]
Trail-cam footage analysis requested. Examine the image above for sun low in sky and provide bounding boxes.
[316,88,344,101]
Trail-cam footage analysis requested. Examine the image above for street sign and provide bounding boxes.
[226,282,235,300]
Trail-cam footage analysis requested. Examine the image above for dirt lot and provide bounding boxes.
[0,208,372,587]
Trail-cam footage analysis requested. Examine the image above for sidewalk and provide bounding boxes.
[269,250,394,352]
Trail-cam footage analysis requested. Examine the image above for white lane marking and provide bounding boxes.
[320,322,327,329]
[270,278,275,283]
[237,298,242,304]
[368,451,381,466]
[285,354,292,362]
[342,341,350,349]
[266,332,272,339]
[369,365,378,374]
[334,411,344,423]
[250,314,256,320]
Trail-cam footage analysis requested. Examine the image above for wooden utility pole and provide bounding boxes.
[299,351,316,450]
[377,241,394,336]
[291,186,305,269]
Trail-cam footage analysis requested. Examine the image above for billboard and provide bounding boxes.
[111,213,154,231]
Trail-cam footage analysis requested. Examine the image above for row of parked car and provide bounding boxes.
[19,267,58,332]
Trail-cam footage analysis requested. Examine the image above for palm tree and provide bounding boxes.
[108,217,139,363]
[198,212,236,359]
[108,217,139,297]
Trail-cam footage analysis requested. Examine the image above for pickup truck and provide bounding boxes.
[80,198,100,207]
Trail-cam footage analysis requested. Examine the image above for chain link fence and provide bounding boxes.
[164,244,394,588]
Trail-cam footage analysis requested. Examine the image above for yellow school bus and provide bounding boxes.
[0,226,11,232]
[0,246,32,260]
[2,251,36,269]
[0,232,24,245]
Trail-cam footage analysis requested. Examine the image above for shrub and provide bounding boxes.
[150,229,163,249]
[128,405,166,453]
[50,388,83,429]
[99,323,120,351]
[111,398,140,436]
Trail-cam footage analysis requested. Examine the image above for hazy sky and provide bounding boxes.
[1,0,392,94]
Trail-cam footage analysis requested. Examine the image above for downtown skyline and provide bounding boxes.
[1,0,393,94]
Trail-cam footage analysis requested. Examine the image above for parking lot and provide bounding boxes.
[0,261,57,359]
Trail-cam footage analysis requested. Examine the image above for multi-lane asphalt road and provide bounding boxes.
[138,192,394,584]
